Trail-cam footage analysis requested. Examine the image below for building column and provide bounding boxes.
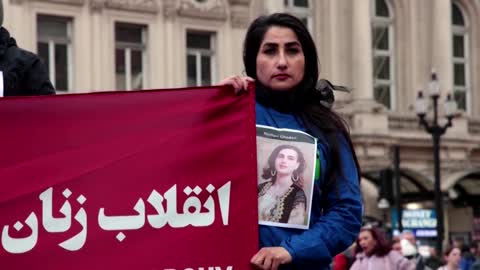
[432,0,453,94]
[90,10,101,90]
[341,0,388,135]
[352,0,374,101]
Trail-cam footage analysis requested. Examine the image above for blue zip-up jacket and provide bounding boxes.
[256,102,363,270]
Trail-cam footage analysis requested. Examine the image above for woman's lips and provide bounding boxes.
[273,74,289,80]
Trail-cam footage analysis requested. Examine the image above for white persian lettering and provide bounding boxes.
[98,199,146,231]
[217,182,231,225]
[1,212,38,253]
[97,181,231,241]
[59,207,87,251]
[39,187,72,233]
[165,266,233,270]
[1,181,232,253]
[38,187,88,250]
[147,190,168,228]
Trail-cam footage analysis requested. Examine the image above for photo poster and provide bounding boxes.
[256,125,317,230]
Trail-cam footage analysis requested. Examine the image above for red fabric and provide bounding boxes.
[333,253,348,270]
[0,86,258,269]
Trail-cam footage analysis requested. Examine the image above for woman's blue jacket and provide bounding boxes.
[256,102,363,270]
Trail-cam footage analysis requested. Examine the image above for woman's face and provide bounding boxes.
[256,26,305,91]
[274,148,300,176]
[445,247,461,266]
[358,230,377,255]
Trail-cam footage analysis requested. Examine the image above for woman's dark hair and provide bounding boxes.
[354,227,392,257]
[243,13,361,191]
[262,144,306,186]
[441,245,461,265]
[443,246,458,257]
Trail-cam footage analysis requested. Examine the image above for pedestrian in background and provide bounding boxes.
[0,0,54,97]
[392,236,402,254]
[401,231,434,270]
[460,243,478,270]
[350,226,415,270]
[425,247,444,270]
[469,256,480,270]
[437,246,462,270]
[332,244,356,270]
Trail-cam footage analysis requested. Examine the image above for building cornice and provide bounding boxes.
[90,0,159,13]
[162,0,251,28]
[228,0,250,28]
[163,0,227,21]
[11,0,85,5]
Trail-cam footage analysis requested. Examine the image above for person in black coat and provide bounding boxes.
[0,0,55,97]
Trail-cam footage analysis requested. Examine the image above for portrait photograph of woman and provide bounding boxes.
[256,125,316,229]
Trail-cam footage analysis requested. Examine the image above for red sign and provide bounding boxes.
[0,87,258,270]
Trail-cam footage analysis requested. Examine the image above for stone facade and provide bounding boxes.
[4,0,480,243]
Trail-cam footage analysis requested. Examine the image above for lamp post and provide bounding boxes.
[377,197,390,232]
[414,71,457,254]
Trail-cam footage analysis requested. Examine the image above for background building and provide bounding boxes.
[5,0,480,246]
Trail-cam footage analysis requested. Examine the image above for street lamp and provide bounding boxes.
[377,197,390,231]
[414,71,457,254]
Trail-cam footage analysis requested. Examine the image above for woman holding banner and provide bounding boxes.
[220,13,362,270]
[258,144,307,226]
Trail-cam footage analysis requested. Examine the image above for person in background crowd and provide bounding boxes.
[332,244,355,270]
[460,243,479,270]
[437,246,462,270]
[424,247,444,270]
[392,236,402,254]
[350,226,415,270]
[453,238,465,251]
[470,260,480,270]
[401,231,433,270]
[220,12,362,270]
[469,252,480,270]
[0,0,54,97]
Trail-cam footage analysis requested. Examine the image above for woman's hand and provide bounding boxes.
[218,75,254,94]
[250,247,292,270]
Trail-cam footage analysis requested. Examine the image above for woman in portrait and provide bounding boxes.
[258,144,307,225]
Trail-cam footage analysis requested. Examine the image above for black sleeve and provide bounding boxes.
[21,51,56,95]
[292,187,307,209]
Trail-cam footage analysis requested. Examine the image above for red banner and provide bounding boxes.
[0,87,258,270]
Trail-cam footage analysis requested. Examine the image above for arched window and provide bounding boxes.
[451,2,470,112]
[371,0,394,109]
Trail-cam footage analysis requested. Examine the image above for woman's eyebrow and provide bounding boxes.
[262,41,300,47]
[261,42,278,48]
[285,41,301,47]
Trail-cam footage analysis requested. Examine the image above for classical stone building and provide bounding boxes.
[4,0,480,245]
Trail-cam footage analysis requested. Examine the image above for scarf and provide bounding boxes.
[254,78,321,113]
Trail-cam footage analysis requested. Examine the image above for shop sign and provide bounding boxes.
[392,209,437,237]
